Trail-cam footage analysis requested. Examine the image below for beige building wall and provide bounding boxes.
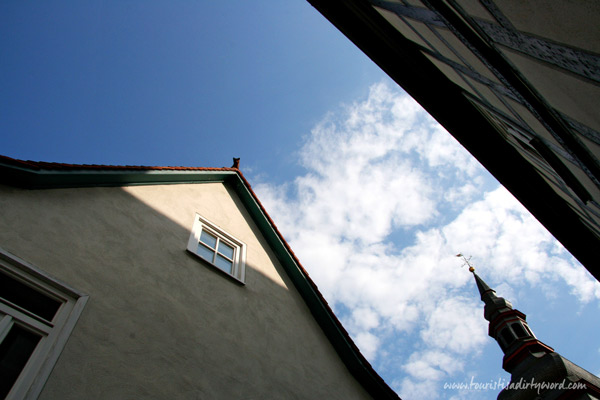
[0,182,373,400]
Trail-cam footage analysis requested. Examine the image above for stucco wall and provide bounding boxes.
[0,182,373,400]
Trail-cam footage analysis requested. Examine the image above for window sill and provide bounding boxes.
[186,249,246,286]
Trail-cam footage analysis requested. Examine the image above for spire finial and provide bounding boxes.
[456,253,475,273]
[458,255,514,322]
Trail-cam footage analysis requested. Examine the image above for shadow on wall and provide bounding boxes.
[0,183,370,400]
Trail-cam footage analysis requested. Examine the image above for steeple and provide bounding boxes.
[463,261,552,373]
[472,270,513,323]
[461,255,600,399]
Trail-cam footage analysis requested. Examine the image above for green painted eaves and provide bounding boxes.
[0,164,234,189]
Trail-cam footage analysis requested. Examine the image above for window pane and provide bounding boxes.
[196,243,215,263]
[0,325,42,398]
[500,327,515,345]
[199,230,217,249]
[512,323,528,338]
[214,255,233,274]
[218,242,235,260]
[0,271,61,322]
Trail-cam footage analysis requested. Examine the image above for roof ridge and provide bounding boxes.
[0,154,235,172]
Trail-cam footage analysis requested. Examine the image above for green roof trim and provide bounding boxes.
[0,164,234,189]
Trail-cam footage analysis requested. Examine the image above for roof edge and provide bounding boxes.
[0,155,238,189]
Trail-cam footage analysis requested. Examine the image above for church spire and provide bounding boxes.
[471,270,514,322]
[458,255,553,373]
[459,255,600,399]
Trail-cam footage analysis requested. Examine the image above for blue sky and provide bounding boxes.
[2,2,599,399]
[1,1,383,180]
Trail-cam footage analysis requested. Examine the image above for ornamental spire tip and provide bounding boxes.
[456,253,475,273]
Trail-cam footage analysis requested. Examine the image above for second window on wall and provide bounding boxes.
[0,249,88,400]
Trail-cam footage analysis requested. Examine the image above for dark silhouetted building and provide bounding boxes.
[309,0,600,280]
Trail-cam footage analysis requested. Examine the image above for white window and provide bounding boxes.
[0,248,88,400]
[187,214,246,283]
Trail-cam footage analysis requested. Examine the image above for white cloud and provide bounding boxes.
[253,81,600,399]
[444,182,481,207]
[420,297,487,354]
[351,307,381,331]
[354,331,380,361]
[399,377,440,399]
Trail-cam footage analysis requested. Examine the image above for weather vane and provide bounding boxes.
[456,253,475,272]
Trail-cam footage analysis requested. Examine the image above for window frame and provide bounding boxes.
[0,247,88,400]
[187,214,247,284]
